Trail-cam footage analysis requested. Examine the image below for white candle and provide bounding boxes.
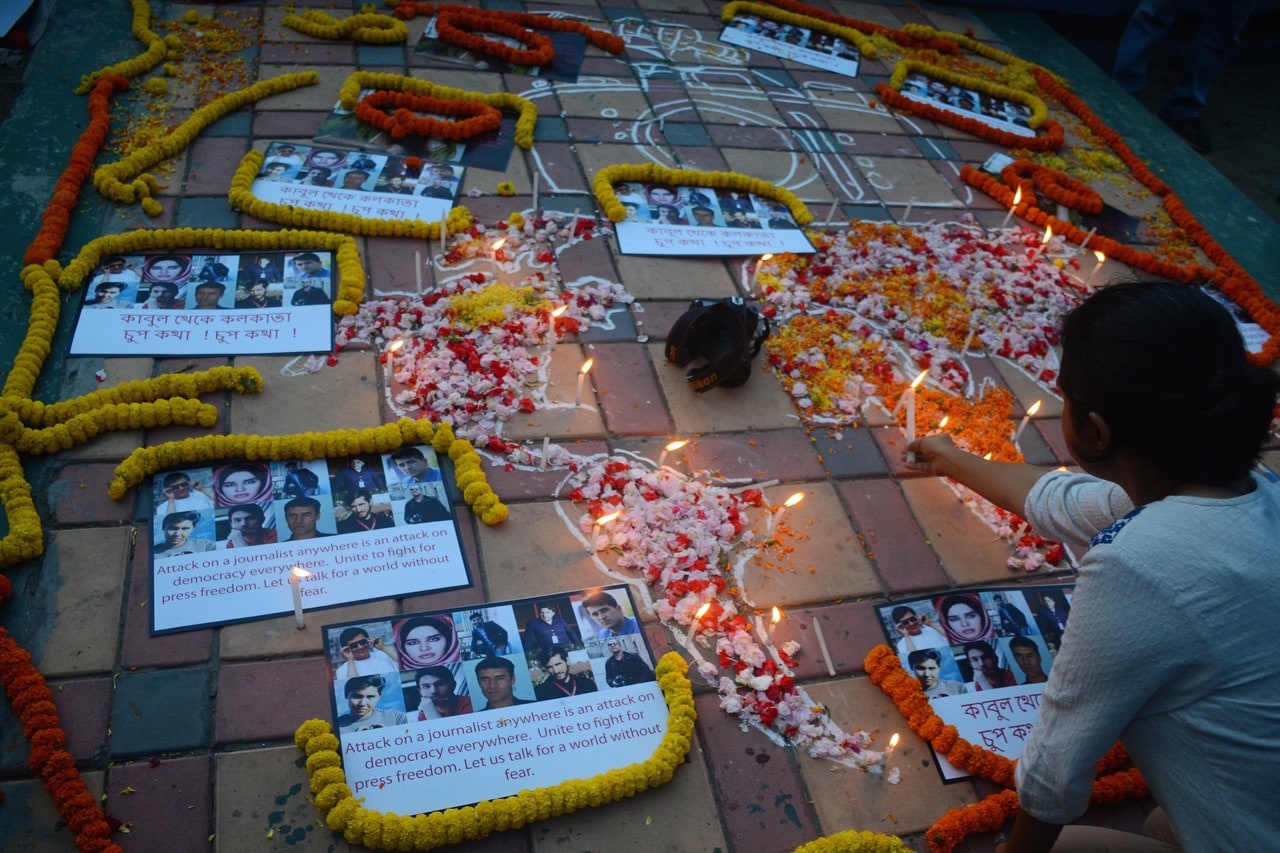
[1085,250,1107,288]
[902,195,916,223]
[1029,225,1053,263]
[658,439,687,469]
[570,207,580,235]
[532,171,539,210]
[750,253,773,294]
[289,566,311,629]
[539,435,550,471]
[999,185,1023,229]
[548,304,567,347]
[904,368,929,440]
[685,601,712,646]
[825,199,839,224]
[439,213,448,248]
[767,491,804,534]
[812,618,836,677]
[1077,227,1097,256]
[960,310,978,354]
[574,357,594,407]
[414,249,422,294]
[1012,399,1043,445]
[589,509,621,553]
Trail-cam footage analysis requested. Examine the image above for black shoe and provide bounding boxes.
[1158,108,1212,154]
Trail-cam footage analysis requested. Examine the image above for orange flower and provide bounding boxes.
[355,90,502,141]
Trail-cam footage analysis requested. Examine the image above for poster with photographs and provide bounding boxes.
[251,142,462,224]
[149,445,470,633]
[897,72,1036,139]
[324,584,666,815]
[877,585,1074,781]
[69,251,336,356]
[612,181,815,256]
[414,18,587,81]
[313,91,518,173]
[720,13,860,78]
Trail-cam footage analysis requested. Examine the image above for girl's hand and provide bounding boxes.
[907,434,958,476]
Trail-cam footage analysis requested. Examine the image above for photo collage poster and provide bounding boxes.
[877,585,1074,780]
[720,12,861,79]
[324,584,668,815]
[612,181,816,256]
[69,250,336,356]
[150,445,470,633]
[250,141,463,224]
[313,91,518,174]
[414,18,588,82]
[897,72,1037,139]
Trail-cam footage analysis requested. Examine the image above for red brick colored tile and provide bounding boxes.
[106,755,212,852]
[49,464,134,526]
[120,540,215,670]
[837,478,948,593]
[591,342,673,436]
[215,657,333,744]
[184,137,250,196]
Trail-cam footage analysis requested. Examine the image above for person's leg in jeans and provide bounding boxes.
[1113,0,1179,94]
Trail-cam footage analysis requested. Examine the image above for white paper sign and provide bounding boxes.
[720,16,860,78]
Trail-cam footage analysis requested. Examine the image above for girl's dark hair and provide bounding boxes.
[1058,282,1277,485]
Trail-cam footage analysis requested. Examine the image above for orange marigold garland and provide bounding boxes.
[391,2,625,57]
[762,0,960,53]
[355,90,502,142]
[1000,159,1104,216]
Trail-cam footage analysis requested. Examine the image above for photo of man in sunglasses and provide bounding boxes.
[890,604,948,659]
[333,625,399,679]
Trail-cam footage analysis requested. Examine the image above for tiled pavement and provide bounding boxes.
[1,1,1278,851]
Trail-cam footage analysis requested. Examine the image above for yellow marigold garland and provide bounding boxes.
[59,227,366,316]
[0,443,43,564]
[337,71,538,150]
[887,59,1049,129]
[721,1,877,59]
[93,71,319,215]
[282,9,408,44]
[791,830,909,852]
[292,652,694,849]
[592,163,812,225]
[229,149,475,244]
[107,418,509,526]
[75,0,171,93]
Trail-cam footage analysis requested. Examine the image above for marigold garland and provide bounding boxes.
[107,417,509,526]
[790,830,909,852]
[434,7,555,66]
[592,163,812,225]
[1000,159,1104,216]
[229,150,475,245]
[355,90,502,142]
[282,9,409,45]
[389,2,625,57]
[721,1,877,59]
[761,0,960,54]
[338,71,538,149]
[293,652,693,848]
[93,71,319,215]
[59,227,366,316]
[75,0,171,93]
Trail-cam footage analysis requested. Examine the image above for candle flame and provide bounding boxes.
[595,510,621,526]
[759,252,774,263]
[386,338,406,354]
[909,368,929,390]
[1040,225,1053,245]
[694,602,712,619]
[938,415,949,429]
[551,305,568,318]
[291,566,311,579]
[1026,400,1043,417]
[783,492,804,509]
[888,732,900,749]
[1093,250,1106,264]
[665,439,688,452]
[771,605,782,624]
[579,358,594,376]
[492,237,507,252]
[983,452,994,461]
[1012,186,1022,205]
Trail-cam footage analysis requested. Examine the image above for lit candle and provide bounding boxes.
[657,439,687,469]
[1076,227,1097,256]
[999,185,1023,229]
[960,310,978,354]
[574,357,594,407]
[886,732,900,754]
[904,367,929,442]
[902,195,916,223]
[750,253,774,294]
[770,605,782,636]
[1029,224,1053,263]
[492,236,507,262]
[386,337,406,356]
[812,618,836,677]
[589,509,621,553]
[1085,250,1107,288]
[1012,399,1043,445]
[936,415,949,432]
[289,566,311,630]
[685,601,712,646]
[539,435,550,471]
[768,491,804,534]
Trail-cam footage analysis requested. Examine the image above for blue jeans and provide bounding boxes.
[1112,0,1256,118]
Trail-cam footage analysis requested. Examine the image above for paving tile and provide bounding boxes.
[899,477,1018,587]
[216,657,332,744]
[650,342,799,434]
[590,341,673,436]
[109,668,212,758]
[175,196,243,229]
[261,41,356,65]
[47,463,133,526]
[709,123,795,150]
[611,252,736,301]
[34,528,129,677]
[673,144,731,172]
[837,478,949,593]
[215,746,361,852]
[771,602,890,678]
[556,76,650,119]
[105,755,212,851]
[721,146,833,203]
[253,110,329,139]
[692,692,819,852]
[482,440,610,502]
[0,676,111,772]
[500,342,609,440]
[987,356,1062,418]
[228,351,385,435]
[58,358,152,461]
[813,425,890,478]
[531,142,591,194]
[677,428,827,482]
[184,137,250,196]
[474,501,626,600]
[0,772,105,852]
[555,227,620,283]
[533,115,570,142]
[855,155,966,207]
[120,537,216,670]
[800,677,978,836]
[737,482,881,608]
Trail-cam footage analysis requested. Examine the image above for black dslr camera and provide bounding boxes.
[665,297,771,393]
